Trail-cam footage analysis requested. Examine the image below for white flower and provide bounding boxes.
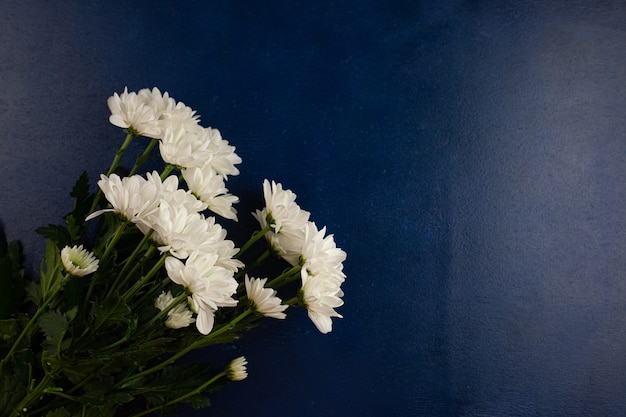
[86,172,179,228]
[138,87,201,136]
[159,125,241,171]
[226,356,248,381]
[252,180,310,264]
[297,222,346,333]
[154,291,195,329]
[300,271,344,334]
[182,165,239,220]
[108,87,161,137]
[165,252,238,335]
[150,200,220,259]
[244,275,288,319]
[61,245,99,276]
[253,180,309,234]
[300,222,346,281]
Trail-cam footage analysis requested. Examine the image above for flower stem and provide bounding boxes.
[107,132,136,176]
[160,163,176,180]
[128,138,158,176]
[8,373,52,417]
[266,264,302,289]
[86,132,136,219]
[106,232,155,298]
[122,253,168,302]
[235,224,271,259]
[129,372,226,417]
[115,309,252,389]
[0,305,47,371]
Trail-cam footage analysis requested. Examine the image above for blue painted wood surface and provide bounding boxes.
[0,1,624,416]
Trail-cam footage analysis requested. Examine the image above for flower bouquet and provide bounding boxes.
[0,88,346,417]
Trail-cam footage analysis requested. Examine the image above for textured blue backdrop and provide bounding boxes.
[1,1,625,416]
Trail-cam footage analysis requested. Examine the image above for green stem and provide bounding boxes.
[130,372,226,417]
[235,249,271,282]
[8,373,52,417]
[98,221,128,265]
[128,138,159,176]
[122,253,168,302]
[87,132,136,218]
[107,132,136,176]
[160,164,176,180]
[235,224,271,259]
[106,232,155,299]
[266,264,302,289]
[0,306,47,371]
[84,221,128,304]
[136,292,188,336]
[115,309,252,389]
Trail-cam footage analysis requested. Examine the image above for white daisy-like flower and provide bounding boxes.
[252,180,310,264]
[151,200,241,263]
[61,245,99,277]
[244,275,288,319]
[154,291,196,329]
[86,172,179,227]
[253,180,310,234]
[300,221,347,281]
[226,356,248,381]
[300,271,344,334]
[108,87,161,137]
[159,126,225,169]
[182,165,239,220]
[137,88,201,136]
[165,252,238,335]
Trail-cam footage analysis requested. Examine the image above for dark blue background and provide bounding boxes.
[1,1,625,416]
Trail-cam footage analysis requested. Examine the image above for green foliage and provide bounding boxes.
[0,228,25,319]
[39,240,64,302]
[39,308,76,357]
[0,115,317,417]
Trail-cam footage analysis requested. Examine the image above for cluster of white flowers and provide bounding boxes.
[253,179,346,334]
[108,87,240,220]
[99,87,346,337]
[96,87,244,335]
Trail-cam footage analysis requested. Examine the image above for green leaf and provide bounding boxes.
[40,240,64,301]
[79,377,133,408]
[25,280,42,306]
[64,171,94,243]
[92,295,132,332]
[36,224,72,249]
[39,309,70,357]
[45,407,71,417]
[0,229,25,318]
[0,317,20,346]
[190,394,211,410]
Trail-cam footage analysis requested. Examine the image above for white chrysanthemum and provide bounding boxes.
[226,356,248,381]
[108,87,161,137]
[300,271,344,334]
[300,222,347,281]
[154,291,196,329]
[244,275,288,319]
[160,126,228,169]
[138,88,202,137]
[252,180,310,264]
[182,165,239,220]
[165,252,238,335]
[151,200,221,259]
[253,180,310,234]
[86,172,179,228]
[61,245,99,277]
